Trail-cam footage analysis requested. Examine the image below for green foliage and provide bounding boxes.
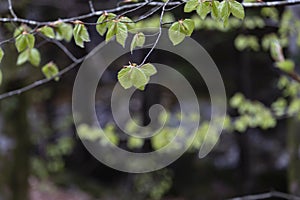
[17,48,41,66]
[54,22,73,42]
[73,22,90,48]
[130,32,145,53]
[261,7,278,21]
[118,63,157,90]
[127,136,144,149]
[15,33,35,52]
[42,62,59,81]
[38,26,55,39]
[96,13,117,36]
[168,19,195,45]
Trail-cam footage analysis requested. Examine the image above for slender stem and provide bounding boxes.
[7,0,17,19]
[139,0,169,66]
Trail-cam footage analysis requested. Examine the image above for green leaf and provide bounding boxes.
[118,67,133,89]
[106,22,117,42]
[29,48,41,66]
[39,26,55,39]
[116,22,128,47]
[96,14,108,36]
[73,23,90,48]
[230,0,245,19]
[140,63,157,77]
[168,22,185,45]
[211,0,220,20]
[17,49,29,65]
[184,0,198,13]
[276,60,295,73]
[130,32,145,53]
[15,33,35,52]
[131,67,148,88]
[55,22,73,42]
[219,0,230,19]
[0,48,4,63]
[196,2,211,20]
[117,64,150,90]
[182,19,195,36]
[270,41,282,61]
[119,16,135,32]
[42,62,60,81]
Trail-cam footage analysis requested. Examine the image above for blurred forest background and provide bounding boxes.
[0,0,300,199]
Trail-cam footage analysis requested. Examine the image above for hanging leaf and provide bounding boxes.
[55,22,73,42]
[17,49,30,65]
[96,13,116,36]
[184,0,198,13]
[118,63,155,90]
[130,32,145,53]
[28,48,41,67]
[211,0,220,20]
[119,16,135,32]
[15,33,35,52]
[229,0,245,19]
[127,137,144,149]
[140,63,157,77]
[196,2,211,20]
[106,22,117,42]
[0,48,4,63]
[181,19,195,36]
[116,22,128,47]
[42,62,60,81]
[168,22,185,45]
[39,26,55,39]
[73,23,90,48]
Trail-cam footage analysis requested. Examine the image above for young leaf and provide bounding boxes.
[106,22,117,42]
[197,2,211,20]
[0,48,4,63]
[15,33,35,52]
[140,63,157,77]
[96,13,117,36]
[211,0,220,20]
[42,62,59,81]
[184,0,198,13]
[168,22,185,45]
[230,0,245,19]
[73,23,90,48]
[29,48,41,66]
[219,0,230,19]
[276,60,295,73]
[39,26,55,39]
[130,32,145,53]
[118,67,133,89]
[119,16,135,32]
[182,19,195,36]
[55,22,73,42]
[127,137,144,149]
[116,22,128,47]
[130,67,148,88]
[17,49,29,65]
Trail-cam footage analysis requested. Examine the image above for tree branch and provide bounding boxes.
[0,57,84,100]
[2,0,300,27]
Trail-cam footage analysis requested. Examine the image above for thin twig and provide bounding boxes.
[7,0,17,19]
[2,0,300,27]
[88,0,95,14]
[139,0,169,66]
[38,34,79,63]
[0,57,85,100]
